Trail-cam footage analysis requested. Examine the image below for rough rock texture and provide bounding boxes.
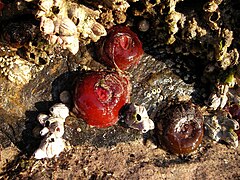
[0,0,240,179]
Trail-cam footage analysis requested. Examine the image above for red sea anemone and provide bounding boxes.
[74,71,131,128]
[156,102,204,155]
[0,1,4,11]
[98,26,144,71]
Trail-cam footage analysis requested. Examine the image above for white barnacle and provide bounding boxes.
[59,17,78,36]
[40,17,55,35]
[34,103,69,159]
[34,133,65,159]
[152,89,157,95]
[49,103,69,119]
[38,0,53,13]
[123,103,154,133]
[156,88,161,93]
[208,94,221,110]
[61,35,79,55]
[37,113,49,125]
[205,115,239,148]
[208,84,229,110]
[146,92,152,98]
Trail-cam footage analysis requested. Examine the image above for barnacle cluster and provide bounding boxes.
[36,0,107,54]
[34,103,69,159]
[0,17,57,84]
[137,0,239,72]
[100,0,130,24]
[205,114,239,148]
[207,84,229,111]
[81,0,133,27]
[0,45,44,84]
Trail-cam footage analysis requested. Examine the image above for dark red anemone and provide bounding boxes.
[156,102,204,155]
[98,26,144,70]
[0,1,4,11]
[74,71,131,128]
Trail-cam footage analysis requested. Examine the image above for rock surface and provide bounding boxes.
[0,0,240,179]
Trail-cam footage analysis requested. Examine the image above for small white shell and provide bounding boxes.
[61,36,79,55]
[37,113,49,125]
[34,133,65,159]
[123,103,155,133]
[49,103,69,119]
[208,94,221,110]
[68,3,86,25]
[47,34,58,44]
[40,127,49,136]
[91,22,107,37]
[38,0,53,12]
[208,84,229,110]
[40,17,55,35]
[59,18,78,36]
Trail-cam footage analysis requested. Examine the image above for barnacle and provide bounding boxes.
[34,133,66,159]
[207,84,229,110]
[0,50,43,85]
[165,11,185,44]
[0,18,54,84]
[203,0,222,30]
[205,114,239,148]
[181,18,207,42]
[101,0,130,24]
[36,0,107,54]
[119,103,154,133]
[34,103,69,159]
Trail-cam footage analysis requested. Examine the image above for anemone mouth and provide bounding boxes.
[93,73,128,106]
[176,123,194,139]
[116,34,133,50]
[157,102,204,154]
[95,86,112,103]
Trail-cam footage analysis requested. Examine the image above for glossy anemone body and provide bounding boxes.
[156,101,204,155]
[98,26,144,70]
[74,71,131,128]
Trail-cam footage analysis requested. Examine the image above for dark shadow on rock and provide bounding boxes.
[153,155,200,168]
[51,70,82,103]
[19,101,55,156]
[0,114,26,149]
[63,115,143,148]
